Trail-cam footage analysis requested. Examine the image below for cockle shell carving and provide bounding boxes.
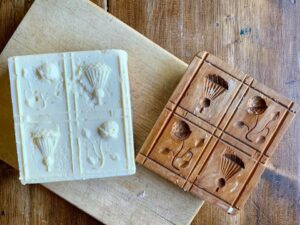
[216,153,245,192]
[159,120,205,171]
[36,63,60,82]
[171,120,191,141]
[199,74,228,113]
[234,96,278,145]
[98,120,119,139]
[82,63,112,105]
[247,96,267,115]
[32,128,60,172]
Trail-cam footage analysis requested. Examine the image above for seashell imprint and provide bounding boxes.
[159,120,206,170]
[234,95,280,144]
[216,151,245,192]
[84,120,119,168]
[198,74,228,113]
[247,96,267,115]
[171,120,191,141]
[32,127,60,172]
[36,63,61,82]
[81,63,112,105]
[98,120,119,139]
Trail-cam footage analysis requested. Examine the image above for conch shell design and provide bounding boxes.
[216,152,245,192]
[198,74,228,113]
[82,63,111,105]
[32,127,60,172]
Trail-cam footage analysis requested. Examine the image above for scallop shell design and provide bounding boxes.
[220,153,244,180]
[83,63,112,105]
[247,96,267,115]
[171,120,191,141]
[32,128,60,171]
[216,153,245,192]
[199,74,228,112]
[204,74,228,100]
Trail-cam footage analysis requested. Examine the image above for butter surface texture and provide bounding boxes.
[8,50,135,184]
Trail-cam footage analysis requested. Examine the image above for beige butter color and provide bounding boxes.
[8,50,136,184]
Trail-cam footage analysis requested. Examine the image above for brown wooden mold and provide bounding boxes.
[136,51,296,214]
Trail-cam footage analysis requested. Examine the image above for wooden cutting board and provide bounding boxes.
[0,0,204,224]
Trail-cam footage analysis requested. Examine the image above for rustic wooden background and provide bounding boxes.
[0,0,299,225]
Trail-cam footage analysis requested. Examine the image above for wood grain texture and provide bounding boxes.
[0,0,34,51]
[109,0,300,224]
[90,0,108,10]
[136,51,296,215]
[0,163,101,225]
[1,0,299,225]
[0,0,203,225]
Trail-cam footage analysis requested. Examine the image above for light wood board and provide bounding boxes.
[1,1,300,225]
[0,0,204,224]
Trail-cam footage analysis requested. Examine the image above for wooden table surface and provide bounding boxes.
[0,1,299,225]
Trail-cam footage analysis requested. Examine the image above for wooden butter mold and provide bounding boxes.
[136,51,296,214]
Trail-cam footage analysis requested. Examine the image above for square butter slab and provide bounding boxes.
[8,50,135,184]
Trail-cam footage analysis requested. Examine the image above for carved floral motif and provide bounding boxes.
[234,96,280,144]
[82,120,119,168]
[81,128,104,168]
[159,120,205,170]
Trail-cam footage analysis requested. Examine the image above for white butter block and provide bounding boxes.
[8,50,136,184]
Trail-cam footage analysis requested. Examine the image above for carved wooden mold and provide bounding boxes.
[136,52,297,214]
